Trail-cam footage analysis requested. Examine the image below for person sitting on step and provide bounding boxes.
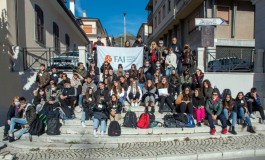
[108,94,122,121]
[245,87,265,123]
[127,80,142,107]
[235,92,255,133]
[33,88,47,114]
[142,79,156,113]
[81,87,96,128]
[157,76,175,114]
[93,94,108,137]
[205,89,227,135]
[8,97,36,142]
[110,80,125,107]
[176,86,193,116]
[192,88,205,127]
[222,94,237,134]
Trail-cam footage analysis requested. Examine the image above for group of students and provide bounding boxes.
[3,37,265,141]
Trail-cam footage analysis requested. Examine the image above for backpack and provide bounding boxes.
[137,113,150,129]
[163,114,176,128]
[173,113,188,124]
[148,112,156,128]
[123,111,137,128]
[222,88,232,99]
[185,114,195,128]
[108,121,121,136]
[46,109,61,135]
[29,114,46,136]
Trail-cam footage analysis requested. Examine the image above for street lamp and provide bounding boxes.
[123,12,126,46]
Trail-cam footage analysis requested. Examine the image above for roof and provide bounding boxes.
[57,0,89,43]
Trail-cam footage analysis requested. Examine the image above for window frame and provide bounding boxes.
[53,22,60,53]
[35,4,44,45]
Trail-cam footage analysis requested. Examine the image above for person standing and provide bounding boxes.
[92,35,105,66]
[168,37,182,75]
[36,64,50,89]
[157,40,166,68]
[165,47,177,76]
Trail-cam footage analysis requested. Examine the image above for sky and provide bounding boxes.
[69,0,149,37]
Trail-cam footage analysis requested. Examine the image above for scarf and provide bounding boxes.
[151,49,157,62]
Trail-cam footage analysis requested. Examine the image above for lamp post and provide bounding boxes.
[123,12,126,46]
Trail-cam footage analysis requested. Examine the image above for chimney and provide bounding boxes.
[70,0,75,16]
[83,10,87,17]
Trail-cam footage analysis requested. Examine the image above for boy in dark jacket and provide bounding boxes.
[8,97,36,142]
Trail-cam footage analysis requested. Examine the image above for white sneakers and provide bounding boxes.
[250,113,256,119]
[81,122,86,128]
[131,102,139,107]
[93,129,98,138]
[93,130,104,138]
[75,105,82,113]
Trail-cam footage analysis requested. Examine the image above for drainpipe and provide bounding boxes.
[15,0,19,46]
[204,0,207,18]
[232,0,237,38]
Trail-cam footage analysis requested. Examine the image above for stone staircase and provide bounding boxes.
[1,105,265,150]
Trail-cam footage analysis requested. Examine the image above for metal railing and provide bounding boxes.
[205,47,255,72]
[22,47,92,71]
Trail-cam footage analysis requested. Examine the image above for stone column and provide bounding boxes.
[254,49,264,73]
[197,47,205,72]
[78,46,87,69]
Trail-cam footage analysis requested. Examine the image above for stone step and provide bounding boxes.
[13,130,262,145]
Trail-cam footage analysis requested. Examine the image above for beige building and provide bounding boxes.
[0,0,89,125]
[145,0,255,50]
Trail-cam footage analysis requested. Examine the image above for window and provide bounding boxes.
[65,34,70,51]
[83,25,93,33]
[158,11,161,24]
[53,22,60,52]
[35,5,44,44]
[162,5,166,19]
[217,6,229,24]
[168,0,171,13]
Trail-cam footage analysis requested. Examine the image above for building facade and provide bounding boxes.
[137,23,149,45]
[145,0,255,50]
[0,0,89,125]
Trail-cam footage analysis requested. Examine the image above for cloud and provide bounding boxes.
[75,0,84,16]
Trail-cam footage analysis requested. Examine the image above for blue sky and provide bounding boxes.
[69,0,149,37]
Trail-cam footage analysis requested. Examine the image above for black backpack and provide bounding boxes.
[123,111,137,128]
[29,114,46,136]
[108,121,121,136]
[46,109,61,135]
[163,114,176,128]
[162,103,172,112]
[173,113,188,124]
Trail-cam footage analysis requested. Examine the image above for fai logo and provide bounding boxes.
[105,54,112,63]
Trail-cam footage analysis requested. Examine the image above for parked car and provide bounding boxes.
[207,57,253,72]
[47,51,92,70]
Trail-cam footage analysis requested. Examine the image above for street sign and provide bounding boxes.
[201,26,214,47]
[195,18,225,26]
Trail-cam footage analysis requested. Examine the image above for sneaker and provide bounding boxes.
[247,126,256,134]
[8,136,15,143]
[131,103,135,107]
[135,102,139,107]
[81,122,86,128]
[221,128,228,134]
[2,135,8,141]
[75,105,82,113]
[250,113,256,119]
[197,122,202,127]
[93,130,98,138]
[210,128,216,135]
[242,121,247,128]
[101,131,104,136]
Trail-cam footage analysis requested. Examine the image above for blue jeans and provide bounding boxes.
[119,97,124,107]
[166,67,174,76]
[78,94,83,106]
[207,113,227,129]
[81,111,86,122]
[93,117,106,132]
[238,107,252,127]
[9,118,29,138]
[138,83,144,92]
[223,108,237,127]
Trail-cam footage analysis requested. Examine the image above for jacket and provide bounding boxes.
[95,88,110,102]
[36,71,50,88]
[176,93,192,105]
[33,94,47,106]
[127,86,143,101]
[82,82,97,95]
[61,87,77,97]
[168,43,182,59]
[108,101,122,114]
[143,86,156,97]
[16,104,36,125]
[93,101,108,120]
[192,96,205,108]
[47,89,61,104]
[7,105,19,120]
[245,92,262,106]
[165,53,177,69]
[205,98,223,116]
[222,100,237,112]
[71,77,83,88]
[77,68,87,78]
[203,87,213,100]
[50,72,59,84]
[132,40,145,47]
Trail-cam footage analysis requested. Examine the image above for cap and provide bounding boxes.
[159,40,164,44]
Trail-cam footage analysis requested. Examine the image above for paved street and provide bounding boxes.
[4,134,265,160]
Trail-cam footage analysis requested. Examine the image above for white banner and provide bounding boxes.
[97,46,143,71]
